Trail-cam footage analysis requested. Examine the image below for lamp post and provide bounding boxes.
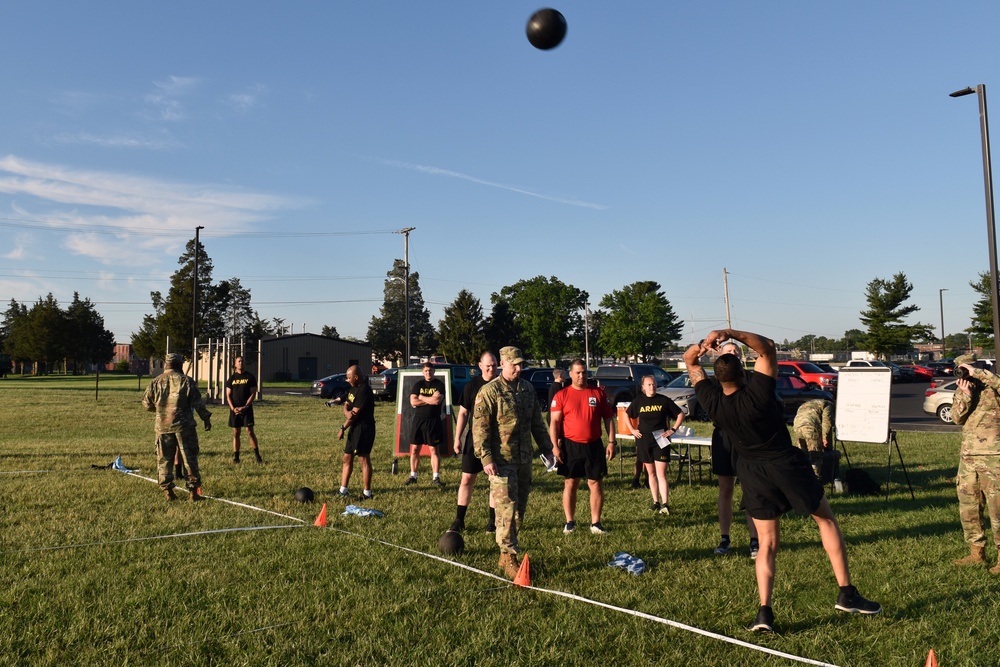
[939,288,948,360]
[951,85,1000,352]
[395,227,416,364]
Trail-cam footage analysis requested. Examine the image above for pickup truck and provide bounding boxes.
[368,364,478,403]
[593,364,673,406]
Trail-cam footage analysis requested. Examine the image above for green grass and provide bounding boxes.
[0,375,994,666]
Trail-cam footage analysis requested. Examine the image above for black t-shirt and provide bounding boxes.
[460,375,489,414]
[347,381,375,426]
[626,393,682,446]
[695,372,792,460]
[547,380,567,408]
[411,378,446,419]
[225,371,256,409]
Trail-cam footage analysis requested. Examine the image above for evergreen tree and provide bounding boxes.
[367,259,436,363]
[859,272,934,359]
[968,271,995,347]
[494,276,586,364]
[65,292,115,373]
[438,289,488,364]
[320,324,340,338]
[483,297,522,354]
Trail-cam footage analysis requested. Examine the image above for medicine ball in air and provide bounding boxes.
[294,487,315,503]
[526,8,567,50]
[438,530,465,556]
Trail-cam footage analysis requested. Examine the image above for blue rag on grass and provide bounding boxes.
[342,504,383,518]
[608,552,646,575]
[111,456,138,473]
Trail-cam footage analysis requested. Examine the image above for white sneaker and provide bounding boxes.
[590,523,609,535]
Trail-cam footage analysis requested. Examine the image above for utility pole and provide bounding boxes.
[396,227,416,365]
[723,267,732,329]
[584,302,590,369]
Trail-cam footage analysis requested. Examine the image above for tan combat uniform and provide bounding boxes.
[952,365,1000,555]
[143,368,212,491]
[792,399,833,478]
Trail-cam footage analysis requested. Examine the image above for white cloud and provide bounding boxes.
[225,84,268,112]
[144,76,202,122]
[0,155,299,264]
[50,131,178,150]
[373,157,609,210]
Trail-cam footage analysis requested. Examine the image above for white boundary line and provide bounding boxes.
[1,470,56,474]
[113,469,840,667]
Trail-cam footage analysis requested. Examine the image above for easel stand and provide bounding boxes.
[838,430,914,500]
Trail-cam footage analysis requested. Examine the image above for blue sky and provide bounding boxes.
[1,2,998,350]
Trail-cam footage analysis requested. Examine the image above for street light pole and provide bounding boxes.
[939,288,948,360]
[396,227,416,365]
[951,85,1000,353]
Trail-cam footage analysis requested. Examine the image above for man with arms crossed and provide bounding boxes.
[450,351,499,533]
[336,365,375,500]
[226,355,262,464]
[686,329,880,632]
[405,363,447,487]
[549,359,616,535]
[473,346,554,578]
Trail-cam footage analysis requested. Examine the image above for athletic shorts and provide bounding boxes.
[229,406,255,429]
[736,448,825,520]
[558,439,607,481]
[345,421,375,457]
[460,430,484,474]
[637,438,670,465]
[711,428,736,477]
[409,416,444,449]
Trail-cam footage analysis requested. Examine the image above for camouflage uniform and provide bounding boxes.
[473,361,552,556]
[951,355,1000,551]
[793,399,833,478]
[142,357,212,492]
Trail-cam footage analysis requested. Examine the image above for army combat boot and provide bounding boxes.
[991,550,1000,575]
[954,545,986,566]
[498,553,520,579]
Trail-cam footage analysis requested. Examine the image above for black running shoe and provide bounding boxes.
[449,519,465,533]
[746,605,774,632]
[835,586,881,615]
[650,502,661,511]
[404,476,418,486]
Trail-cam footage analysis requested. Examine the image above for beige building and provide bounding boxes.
[259,333,371,382]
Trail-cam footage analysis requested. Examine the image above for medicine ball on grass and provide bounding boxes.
[294,487,315,503]
[526,8,567,50]
[438,529,465,556]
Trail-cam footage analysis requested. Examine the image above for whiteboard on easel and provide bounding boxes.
[834,367,892,444]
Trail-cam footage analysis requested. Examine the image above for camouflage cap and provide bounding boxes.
[499,346,525,365]
[955,353,977,367]
[165,352,184,366]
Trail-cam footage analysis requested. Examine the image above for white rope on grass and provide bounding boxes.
[0,470,56,474]
[118,469,842,666]
[15,524,303,553]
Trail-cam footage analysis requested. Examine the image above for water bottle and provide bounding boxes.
[391,459,399,475]
[834,478,844,493]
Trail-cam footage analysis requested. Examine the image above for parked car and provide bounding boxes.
[774,374,835,422]
[311,373,351,401]
[923,380,958,423]
[886,362,914,383]
[910,364,935,381]
[594,364,673,405]
[925,360,955,376]
[656,371,711,421]
[369,368,400,401]
[519,367,561,411]
[843,359,900,382]
[777,360,838,393]
[814,362,838,374]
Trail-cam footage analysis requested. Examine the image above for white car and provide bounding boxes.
[922,380,957,423]
[656,372,712,421]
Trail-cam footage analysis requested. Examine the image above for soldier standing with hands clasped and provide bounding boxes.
[226,355,262,464]
[143,353,212,502]
[951,353,1000,573]
[473,346,554,579]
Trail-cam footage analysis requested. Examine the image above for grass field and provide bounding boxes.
[1,375,997,666]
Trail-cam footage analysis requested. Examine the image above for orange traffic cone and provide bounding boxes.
[313,503,327,527]
[924,649,937,667]
[513,553,531,587]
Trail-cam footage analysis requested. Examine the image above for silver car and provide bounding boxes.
[922,379,957,423]
[656,372,712,421]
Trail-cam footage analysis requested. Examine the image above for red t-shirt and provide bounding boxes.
[552,386,614,443]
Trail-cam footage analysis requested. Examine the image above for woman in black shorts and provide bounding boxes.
[626,376,684,514]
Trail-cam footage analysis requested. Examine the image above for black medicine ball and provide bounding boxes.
[438,530,465,555]
[294,487,315,503]
[526,8,567,50]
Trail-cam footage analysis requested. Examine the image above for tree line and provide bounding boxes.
[1,293,115,374]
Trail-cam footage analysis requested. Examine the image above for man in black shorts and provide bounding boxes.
[450,351,498,532]
[406,362,447,487]
[686,328,880,632]
[336,365,375,499]
[226,356,261,464]
[711,342,758,557]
